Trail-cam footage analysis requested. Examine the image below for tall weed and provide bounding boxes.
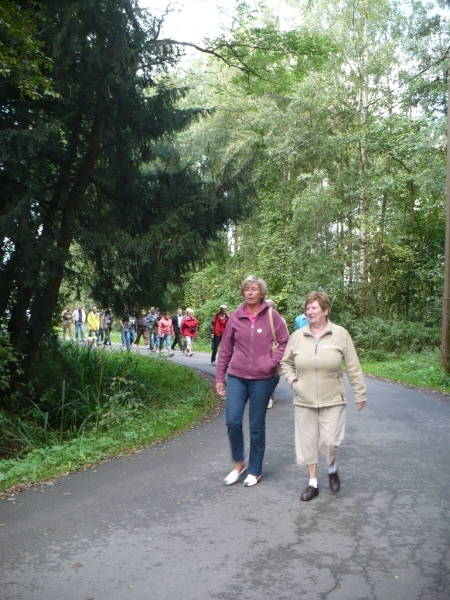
[0,342,208,460]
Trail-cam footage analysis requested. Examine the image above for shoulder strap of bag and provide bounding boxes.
[268,307,278,345]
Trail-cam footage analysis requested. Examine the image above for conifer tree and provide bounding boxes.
[0,0,250,388]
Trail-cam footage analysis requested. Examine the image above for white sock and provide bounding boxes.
[309,478,318,488]
[327,463,337,474]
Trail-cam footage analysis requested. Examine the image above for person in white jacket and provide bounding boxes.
[72,305,86,341]
[281,291,366,502]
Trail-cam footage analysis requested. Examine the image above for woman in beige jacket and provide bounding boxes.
[280,291,366,501]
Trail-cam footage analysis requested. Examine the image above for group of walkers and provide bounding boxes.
[62,276,367,503]
[61,304,200,356]
[216,275,367,502]
[60,305,115,345]
[121,306,199,355]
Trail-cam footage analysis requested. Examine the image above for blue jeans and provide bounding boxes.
[75,321,84,341]
[123,328,135,350]
[225,375,275,476]
[159,334,171,351]
[150,332,159,350]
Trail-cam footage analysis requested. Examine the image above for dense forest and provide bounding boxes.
[177,0,449,329]
[1,0,450,403]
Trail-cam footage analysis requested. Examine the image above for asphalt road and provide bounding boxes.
[1,347,450,600]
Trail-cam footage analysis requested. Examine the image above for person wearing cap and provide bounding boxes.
[210,304,230,366]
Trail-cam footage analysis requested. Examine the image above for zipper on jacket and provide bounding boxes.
[250,323,254,375]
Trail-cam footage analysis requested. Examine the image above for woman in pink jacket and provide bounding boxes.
[157,311,174,355]
[180,308,199,357]
[216,275,289,487]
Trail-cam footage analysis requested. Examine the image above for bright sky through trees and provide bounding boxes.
[139,0,300,49]
[139,0,230,44]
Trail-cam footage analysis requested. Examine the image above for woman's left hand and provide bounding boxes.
[356,401,366,411]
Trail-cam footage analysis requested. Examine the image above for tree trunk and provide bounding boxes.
[18,113,105,380]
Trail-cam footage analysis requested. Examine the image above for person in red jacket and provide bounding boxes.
[210,305,230,366]
[180,308,199,357]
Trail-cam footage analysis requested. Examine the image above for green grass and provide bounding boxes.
[360,349,450,393]
[0,347,215,493]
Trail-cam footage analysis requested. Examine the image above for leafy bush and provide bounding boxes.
[342,317,441,358]
[0,330,23,393]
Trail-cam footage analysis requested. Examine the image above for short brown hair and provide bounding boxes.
[305,291,331,314]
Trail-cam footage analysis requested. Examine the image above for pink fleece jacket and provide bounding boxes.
[216,301,289,382]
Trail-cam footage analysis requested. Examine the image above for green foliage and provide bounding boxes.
[178,0,448,337]
[207,2,335,95]
[0,1,58,99]
[0,0,251,395]
[17,341,206,433]
[0,330,22,393]
[343,317,441,358]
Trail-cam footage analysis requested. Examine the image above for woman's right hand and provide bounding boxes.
[292,380,298,389]
[216,382,226,397]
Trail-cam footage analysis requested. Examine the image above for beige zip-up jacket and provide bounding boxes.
[280,320,366,408]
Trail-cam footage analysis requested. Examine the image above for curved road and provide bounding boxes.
[1,348,450,599]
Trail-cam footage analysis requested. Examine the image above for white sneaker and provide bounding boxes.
[267,397,274,409]
[243,474,260,487]
[223,465,247,485]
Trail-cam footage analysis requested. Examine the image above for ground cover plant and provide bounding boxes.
[0,342,214,492]
[360,350,450,393]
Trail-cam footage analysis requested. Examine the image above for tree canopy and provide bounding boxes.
[177,0,449,332]
[0,0,254,388]
[2,0,450,394]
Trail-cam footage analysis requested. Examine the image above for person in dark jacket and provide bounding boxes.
[171,308,184,351]
[102,308,115,345]
[135,309,149,346]
[120,308,136,350]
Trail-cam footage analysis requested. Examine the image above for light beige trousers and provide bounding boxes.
[294,404,346,466]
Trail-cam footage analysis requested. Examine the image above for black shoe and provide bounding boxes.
[211,361,216,366]
[300,485,319,501]
[328,471,340,493]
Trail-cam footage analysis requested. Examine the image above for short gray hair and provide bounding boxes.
[240,275,267,298]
